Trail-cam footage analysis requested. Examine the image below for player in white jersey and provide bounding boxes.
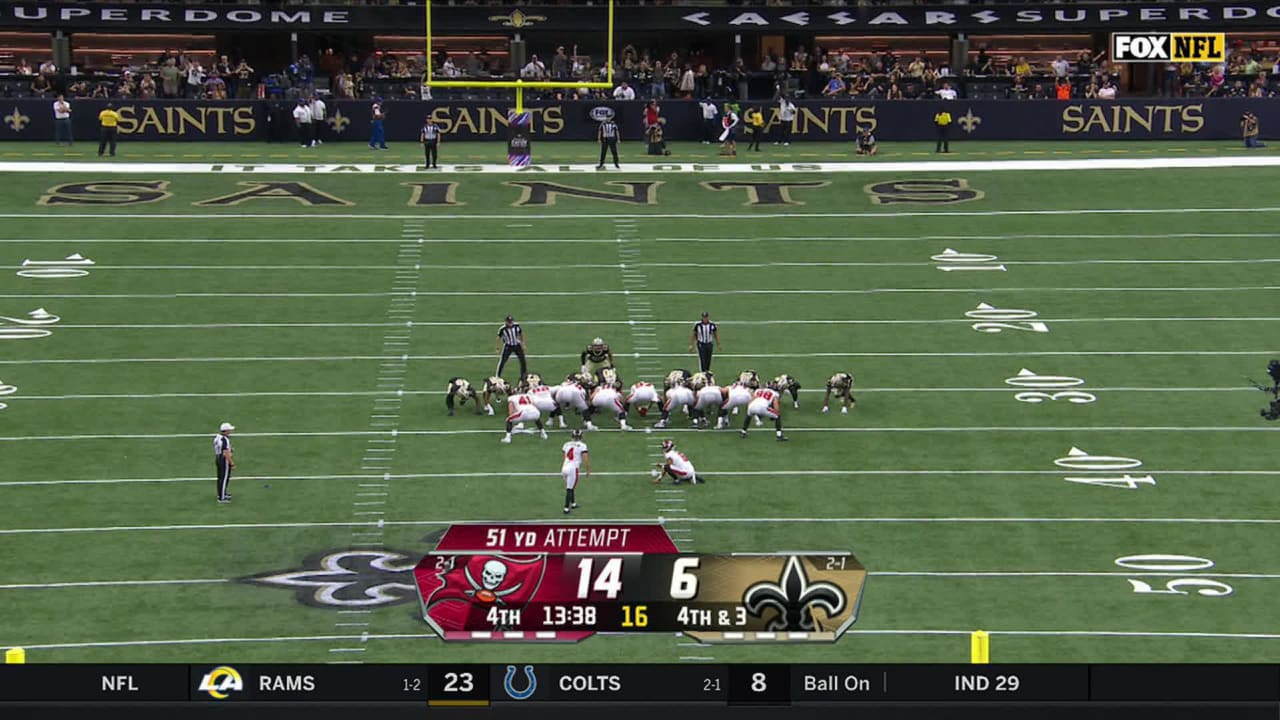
[654,377,694,429]
[627,381,659,418]
[554,373,589,426]
[560,429,590,514]
[719,381,756,428]
[691,371,722,429]
[502,392,548,443]
[523,372,560,417]
[654,439,702,484]
[586,368,629,425]
[742,382,788,441]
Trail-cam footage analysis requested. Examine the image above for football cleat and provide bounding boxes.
[841,406,849,414]
[777,435,789,442]
[485,405,494,416]
[540,430,548,440]
[739,430,748,438]
[558,416,567,428]
[585,422,598,431]
[754,416,763,426]
[500,435,511,444]
[821,405,830,414]
[793,402,800,409]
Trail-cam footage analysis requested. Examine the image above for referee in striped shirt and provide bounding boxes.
[689,311,721,372]
[495,314,527,378]
[214,421,235,503]
[597,118,621,169]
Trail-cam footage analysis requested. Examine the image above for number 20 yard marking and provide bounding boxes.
[966,303,1049,334]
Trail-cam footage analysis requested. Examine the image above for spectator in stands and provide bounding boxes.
[886,82,903,100]
[1085,82,1099,99]
[1055,77,1071,100]
[521,54,546,80]
[334,72,353,99]
[1031,83,1049,100]
[185,58,205,98]
[441,56,460,78]
[937,81,957,101]
[761,55,778,74]
[139,74,156,100]
[792,45,810,73]
[1206,65,1226,97]
[1251,75,1271,98]
[158,58,178,98]
[38,59,57,79]
[907,55,926,79]
[1013,56,1032,77]
[205,72,227,100]
[971,47,993,76]
[613,81,636,100]
[235,59,255,99]
[552,47,569,81]
[821,71,846,97]
[1051,55,1070,79]
[1098,81,1117,100]
[16,58,32,75]
[679,64,696,98]
[650,61,667,99]
[695,64,710,98]
[1010,75,1028,100]
[31,73,51,97]
[1243,53,1260,76]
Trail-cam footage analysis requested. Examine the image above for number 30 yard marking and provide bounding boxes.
[1004,369,1097,404]
[1115,554,1234,598]
[966,303,1048,334]
[0,380,15,411]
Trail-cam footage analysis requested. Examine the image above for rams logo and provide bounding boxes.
[198,666,244,699]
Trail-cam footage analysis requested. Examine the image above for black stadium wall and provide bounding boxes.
[0,99,1272,143]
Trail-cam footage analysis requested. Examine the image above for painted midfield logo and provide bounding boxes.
[742,555,847,631]
[4,107,30,132]
[957,108,982,134]
[489,9,547,28]
[243,549,419,608]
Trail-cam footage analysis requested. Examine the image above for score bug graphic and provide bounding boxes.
[412,525,868,644]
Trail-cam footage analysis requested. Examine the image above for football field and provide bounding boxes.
[1,140,1278,665]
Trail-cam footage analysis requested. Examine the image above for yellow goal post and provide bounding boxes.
[424,0,616,112]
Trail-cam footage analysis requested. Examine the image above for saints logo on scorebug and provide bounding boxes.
[742,555,847,632]
[198,666,243,699]
[4,107,30,133]
[241,549,419,608]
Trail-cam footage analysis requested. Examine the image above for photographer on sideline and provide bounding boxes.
[855,127,878,156]
[1243,112,1265,148]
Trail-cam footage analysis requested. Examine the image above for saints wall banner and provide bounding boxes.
[3,2,1280,33]
[0,98,1272,143]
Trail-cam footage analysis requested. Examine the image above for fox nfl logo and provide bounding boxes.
[1111,33,1226,63]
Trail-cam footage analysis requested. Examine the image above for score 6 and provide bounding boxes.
[669,557,701,600]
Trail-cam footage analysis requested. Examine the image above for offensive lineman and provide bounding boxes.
[627,379,659,418]
[554,372,590,428]
[821,372,856,414]
[502,390,548,443]
[654,439,702,484]
[561,429,590,514]
[655,374,695,429]
[691,371,723,429]
[742,381,789,441]
[585,367,629,431]
[718,376,755,429]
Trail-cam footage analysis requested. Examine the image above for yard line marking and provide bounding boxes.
[0,578,228,590]
[13,467,1280,487]
[1,425,1272,442]
[2,516,1274,536]
[6,349,1275,365]
[13,633,438,651]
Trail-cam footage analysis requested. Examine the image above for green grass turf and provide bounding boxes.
[0,143,1278,665]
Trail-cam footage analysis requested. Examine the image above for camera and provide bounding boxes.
[1251,359,1280,420]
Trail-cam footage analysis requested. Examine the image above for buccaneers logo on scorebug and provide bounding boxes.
[415,555,546,632]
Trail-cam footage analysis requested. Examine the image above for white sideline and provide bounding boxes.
[4,155,1280,175]
[2,516,1277,536]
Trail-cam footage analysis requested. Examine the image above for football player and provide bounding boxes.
[664,368,692,393]
[627,379,659,418]
[502,389,548,444]
[719,378,756,429]
[584,367,629,431]
[580,337,614,376]
[737,369,761,390]
[654,439,702,485]
[822,372,856,414]
[481,376,510,416]
[654,374,694,429]
[554,372,590,427]
[691,371,723,429]
[561,429,589,514]
[772,373,802,409]
[523,373,562,426]
[742,381,788,441]
[445,377,481,416]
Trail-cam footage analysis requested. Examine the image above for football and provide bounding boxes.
[638,406,648,416]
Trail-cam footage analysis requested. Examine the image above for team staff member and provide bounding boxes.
[495,315,527,378]
[689,311,721,372]
[597,117,620,169]
[561,429,589,514]
[292,98,312,147]
[53,94,73,146]
[934,106,952,153]
[421,116,442,169]
[214,421,235,503]
[369,96,388,150]
[97,102,120,157]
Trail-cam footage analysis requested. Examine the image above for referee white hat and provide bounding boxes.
[219,422,235,432]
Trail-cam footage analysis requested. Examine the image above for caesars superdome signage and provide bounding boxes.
[3,2,1280,32]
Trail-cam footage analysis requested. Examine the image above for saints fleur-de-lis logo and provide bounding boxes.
[958,108,982,134]
[489,9,547,28]
[242,549,419,608]
[4,107,30,132]
[327,109,350,134]
[742,556,847,631]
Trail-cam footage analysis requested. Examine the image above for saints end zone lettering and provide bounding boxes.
[195,181,353,206]
[865,179,983,205]
[701,181,830,206]
[38,180,171,205]
[403,182,462,206]
[506,181,662,207]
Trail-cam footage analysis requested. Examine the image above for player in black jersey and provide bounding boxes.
[772,373,802,409]
[445,377,481,416]
[822,372,856,414]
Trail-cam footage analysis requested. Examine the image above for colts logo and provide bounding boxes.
[198,666,244,699]
[4,107,30,132]
[503,665,537,700]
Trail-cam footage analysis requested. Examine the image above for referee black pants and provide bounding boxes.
[696,342,714,372]
[423,140,438,168]
[215,457,232,500]
[599,139,619,168]
[497,345,527,378]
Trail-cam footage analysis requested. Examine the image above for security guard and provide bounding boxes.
[934,106,953,153]
[597,117,620,169]
[420,115,442,168]
[495,315,527,378]
[689,311,721,372]
[214,421,235,503]
[97,102,121,157]
[744,106,766,152]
